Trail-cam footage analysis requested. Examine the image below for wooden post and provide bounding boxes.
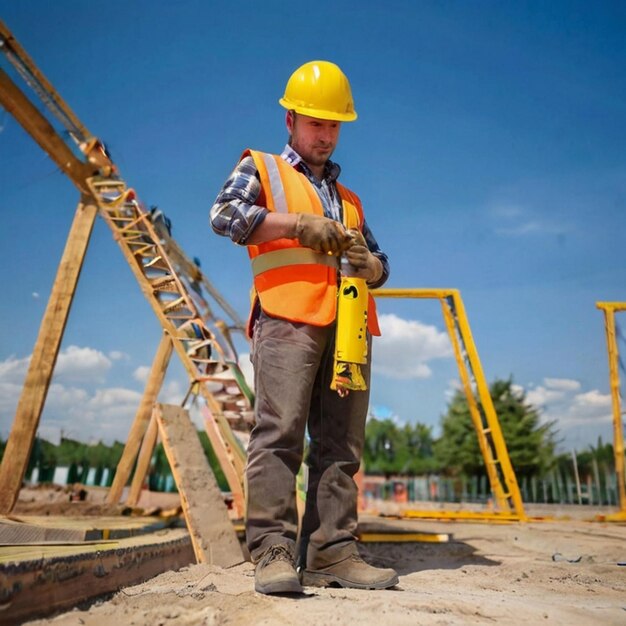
[126,411,160,507]
[107,333,173,504]
[155,404,244,566]
[0,198,98,514]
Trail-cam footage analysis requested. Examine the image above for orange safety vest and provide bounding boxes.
[244,149,380,337]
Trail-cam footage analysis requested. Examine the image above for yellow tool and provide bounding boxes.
[331,274,369,395]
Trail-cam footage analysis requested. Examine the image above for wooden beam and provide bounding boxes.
[0,528,193,626]
[154,404,244,567]
[107,333,173,504]
[0,67,93,194]
[0,198,98,514]
[126,411,160,507]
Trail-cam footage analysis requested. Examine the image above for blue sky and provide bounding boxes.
[1,1,625,453]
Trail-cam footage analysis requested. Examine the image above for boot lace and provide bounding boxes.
[260,544,294,566]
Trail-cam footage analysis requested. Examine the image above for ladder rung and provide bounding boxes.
[165,312,194,320]
[151,276,177,291]
[162,297,186,313]
[131,244,159,258]
[90,176,125,187]
[120,229,149,240]
[118,216,147,232]
[144,256,167,268]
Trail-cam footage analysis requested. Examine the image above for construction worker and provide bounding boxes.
[210,60,397,594]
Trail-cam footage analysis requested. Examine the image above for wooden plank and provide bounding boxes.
[126,411,160,507]
[0,519,86,544]
[0,540,118,563]
[0,528,194,625]
[2,515,169,541]
[154,404,244,567]
[108,333,173,504]
[0,198,98,514]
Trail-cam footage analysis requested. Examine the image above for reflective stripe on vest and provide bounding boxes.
[251,247,339,277]
[260,152,288,213]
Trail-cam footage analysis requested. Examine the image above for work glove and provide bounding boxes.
[344,229,383,284]
[295,213,353,255]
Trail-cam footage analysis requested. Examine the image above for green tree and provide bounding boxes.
[364,418,437,476]
[401,423,439,475]
[435,378,557,479]
[364,417,403,476]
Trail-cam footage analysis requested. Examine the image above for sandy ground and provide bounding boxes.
[17,494,626,626]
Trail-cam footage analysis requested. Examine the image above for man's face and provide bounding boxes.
[287,112,341,169]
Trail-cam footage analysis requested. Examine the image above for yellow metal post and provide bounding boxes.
[440,296,510,511]
[372,288,526,520]
[596,302,626,517]
[448,292,525,517]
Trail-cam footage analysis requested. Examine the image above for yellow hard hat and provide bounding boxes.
[279,60,357,122]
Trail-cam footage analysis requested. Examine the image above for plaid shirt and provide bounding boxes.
[210,145,389,288]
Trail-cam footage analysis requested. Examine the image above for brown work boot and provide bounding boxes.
[254,544,303,595]
[302,553,399,590]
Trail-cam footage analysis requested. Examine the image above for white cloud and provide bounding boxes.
[522,378,582,408]
[0,346,115,388]
[54,345,112,384]
[490,204,570,238]
[133,365,150,383]
[525,385,566,407]
[0,348,142,443]
[44,385,142,442]
[571,390,611,410]
[373,313,452,380]
[518,377,615,450]
[0,354,29,385]
[159,380,186,405]
[108,351,128,361]
[32,292,40,299]
[544,378,581,391]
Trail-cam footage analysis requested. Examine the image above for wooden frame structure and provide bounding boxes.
[0,20,251,516]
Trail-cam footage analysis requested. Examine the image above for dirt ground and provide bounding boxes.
[16,488,626,626]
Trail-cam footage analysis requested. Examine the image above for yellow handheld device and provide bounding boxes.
[331,274,369,395]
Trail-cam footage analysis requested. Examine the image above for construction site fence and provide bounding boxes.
[363,469,623,508]
[22,465,624,508]
[24,464,183,494]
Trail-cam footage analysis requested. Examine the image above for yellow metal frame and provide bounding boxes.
[596,302,626,521]
[372,288,526,521]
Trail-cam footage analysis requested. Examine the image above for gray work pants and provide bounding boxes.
[245,310,370,567]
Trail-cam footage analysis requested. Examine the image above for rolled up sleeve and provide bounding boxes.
[210,156,269,244]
